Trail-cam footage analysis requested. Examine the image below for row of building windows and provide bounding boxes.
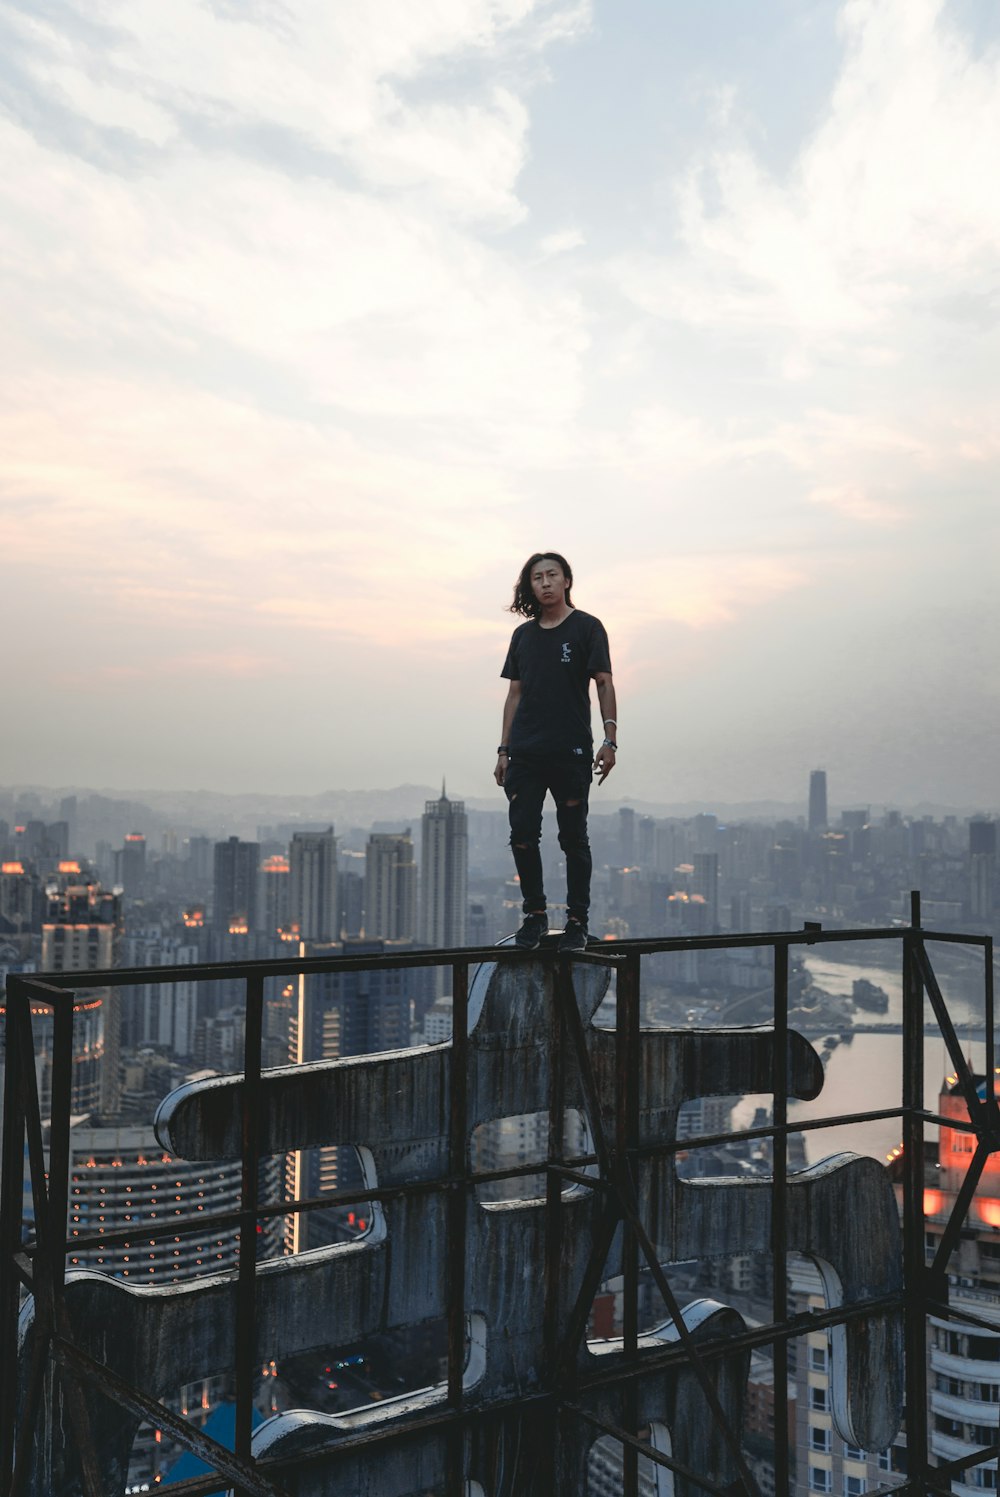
[809,1472,869,1495]
[808,1432,893,1464]
[935,1412,1000,1445]
[935,1328,1000,1361]
[935,1372,1000,1402]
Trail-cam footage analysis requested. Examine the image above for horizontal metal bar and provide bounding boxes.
[917,930,994,948]
[548,1164,609,1192]
[12,924,945,991]
[59,1149,618,1257]
[926,1297,1000,1337]
[577,1292,904,1397]
[931,1442,1000,1476]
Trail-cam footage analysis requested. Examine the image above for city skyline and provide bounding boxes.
[3,0,999,807]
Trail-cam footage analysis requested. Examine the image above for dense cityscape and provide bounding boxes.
[1,771,998,1491]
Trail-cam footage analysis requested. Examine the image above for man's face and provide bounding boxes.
[530,558,567,609]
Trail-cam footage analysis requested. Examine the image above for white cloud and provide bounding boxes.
[806,483,904,525]
[539,228,585,256]
[5,0,589,212]
[613,0,1000,345]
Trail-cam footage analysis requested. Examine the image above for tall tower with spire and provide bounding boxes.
[419,783,468,953]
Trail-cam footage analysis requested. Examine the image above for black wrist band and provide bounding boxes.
[497,746,510,755]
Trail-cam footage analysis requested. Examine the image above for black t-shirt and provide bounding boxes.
[501,609,612,759]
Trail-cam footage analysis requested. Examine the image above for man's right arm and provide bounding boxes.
[495,681,521,786]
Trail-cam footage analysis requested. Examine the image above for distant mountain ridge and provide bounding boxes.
[0,782,987,843]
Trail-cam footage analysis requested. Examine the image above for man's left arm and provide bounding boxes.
[593,671,617,784]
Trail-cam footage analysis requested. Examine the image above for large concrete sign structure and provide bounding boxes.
[5,927,916,1497]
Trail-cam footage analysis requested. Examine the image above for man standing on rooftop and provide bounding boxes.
[495,552,617,952]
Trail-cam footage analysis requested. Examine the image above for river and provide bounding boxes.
[730,943,998,1167]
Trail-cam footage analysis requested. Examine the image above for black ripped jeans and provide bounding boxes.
[504,753,593,924]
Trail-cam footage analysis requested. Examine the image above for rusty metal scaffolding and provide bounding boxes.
[0,893,996,1496]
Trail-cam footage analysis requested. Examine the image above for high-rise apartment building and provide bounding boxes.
[920,1071,1000,1487]
[288,829,338,941]
[65,1111,282,1281]
[808,770,829,834]
[365,831,417,941]
[40,876,123,1115]
[0,859,41,934]
[419,789,468,949]
[637,815,656,869]
[212,837,260,933]
[119,931,199,1056]
[692,851,720,931]
[286,939,412,1252]
[617,806,636,866]
[969,819,996,921]
[257,854,291,938]
[117,833,146,898]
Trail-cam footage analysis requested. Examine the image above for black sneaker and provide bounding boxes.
[514,912,548,949]
[558,919,589,953]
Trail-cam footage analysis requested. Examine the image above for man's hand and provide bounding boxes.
[594,744,616,785]
[495,754,509,787]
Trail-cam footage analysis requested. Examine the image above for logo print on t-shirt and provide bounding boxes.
[561,642,571,663]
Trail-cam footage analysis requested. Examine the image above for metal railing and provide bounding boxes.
[0,893,996,1496]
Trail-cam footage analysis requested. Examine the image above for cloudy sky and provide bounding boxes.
[2,0,998,809]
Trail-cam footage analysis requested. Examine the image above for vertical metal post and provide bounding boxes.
[545,961,568,1376]
[234,972,265,1492]
[0,980,28,1491]
[47,992,75,1292]
[771,943,789,1497]
[617,954,640,1497]
[985,936,996,1120]
[545,958,572,1494]
[903,892,928,1487]
[446,960,469,1497]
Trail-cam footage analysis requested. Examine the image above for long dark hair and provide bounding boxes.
[508,552,574,619]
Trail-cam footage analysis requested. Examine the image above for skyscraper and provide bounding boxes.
[618,807,636,866]
[40,875,123,1115]
[808,770,828,834]
[257,854,291,938]
[365,832,417,940]
[419,787,468,949]
[287,939,412,1252]
[212,837,260,933]
[692,851,720,931]
[118,833,146,899]
[288,828,338,941]
[969,818,997,921]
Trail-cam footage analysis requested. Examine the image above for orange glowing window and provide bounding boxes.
[923,1189,945,1218]
[979,1199,1000,1230]
[1,862,24,875]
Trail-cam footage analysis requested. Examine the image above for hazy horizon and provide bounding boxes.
[3,0,998,807]
[1,777,993,827]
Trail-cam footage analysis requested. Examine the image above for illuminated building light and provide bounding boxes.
[1,862,25,874]
[57,861,81,874]
[923,1189,945,1217]
[979,1199,1000,1229]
